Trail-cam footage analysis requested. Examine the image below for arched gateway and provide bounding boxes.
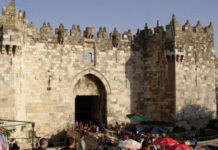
[72,69,110,125]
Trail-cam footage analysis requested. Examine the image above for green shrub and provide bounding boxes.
[1,127,15,138]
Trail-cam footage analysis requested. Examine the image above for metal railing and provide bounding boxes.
[0,119,35,149]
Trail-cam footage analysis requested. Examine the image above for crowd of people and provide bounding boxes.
[6,121,196,150]
[33,136,84,150]
[75,121,169,150]
[9,138,20,150]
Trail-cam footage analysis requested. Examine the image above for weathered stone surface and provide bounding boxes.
[0,1,217,149]
[175,121,191,130]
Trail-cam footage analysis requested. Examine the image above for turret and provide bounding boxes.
[70,24,81,38]
[110,28,121,48]
[205,21,213,33]
[40,22,53,37]
[84,27,95,39]
[154,20,164,35]
[1,0,28,27]
[182,20,192,31]
[102,27,108,39]
[55,24,68,44]
[97,27,108,39]
[97,27,103,38]
[0,0,26,56]
[194,20,204,32]
[122,29,132,41]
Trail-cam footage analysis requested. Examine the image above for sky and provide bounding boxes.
[0,0,218,56]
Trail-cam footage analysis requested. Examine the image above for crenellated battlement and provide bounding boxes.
[0,0,214,56]
[137,14,213,41]
[0,0,134,51]
[0,0,28,29]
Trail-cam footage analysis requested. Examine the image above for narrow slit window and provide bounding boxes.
[12,45,16,56]
[5,45,10,54]
[87,52,92,63]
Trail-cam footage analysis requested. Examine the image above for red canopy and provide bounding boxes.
[154,138,179,147]
[134,112,142,116]
[167,144,192,150]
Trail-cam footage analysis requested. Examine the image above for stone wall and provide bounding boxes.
[0,1,217,148]
[133,21,176,121]
[215,59,218,116]
[133,15,217,124]
[0,2,145,147]
[173,18,216,126]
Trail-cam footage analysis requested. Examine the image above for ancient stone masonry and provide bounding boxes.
[0,0,217,148]
[133,14,216,124]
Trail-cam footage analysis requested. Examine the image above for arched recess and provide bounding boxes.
[71,69,111,125]
[71,68,111,95]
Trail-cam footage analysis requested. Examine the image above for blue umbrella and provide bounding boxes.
[135,124,150,132]
[147,126,168,134]
[126,124,149,133]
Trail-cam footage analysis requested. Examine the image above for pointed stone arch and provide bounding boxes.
[71,68,111,125]
[71,68,111,95]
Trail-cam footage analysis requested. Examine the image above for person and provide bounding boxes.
[103,144,108,150]
[146,140,153,150]
[78,135,86,150]
[96,142,103,150]
[9,138,15,150]
[96,126,99,133]
[33,143,39,150]
[37,138,48,150]
[61,137,76,150]
[78,122,83,130]
[193,137,197,149]
[141,138,148,150]
[84,123,88,130]
[11,141,20,150]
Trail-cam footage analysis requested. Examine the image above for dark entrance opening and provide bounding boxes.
[75,96,101,124]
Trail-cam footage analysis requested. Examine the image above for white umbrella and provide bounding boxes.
[118,139,142,150]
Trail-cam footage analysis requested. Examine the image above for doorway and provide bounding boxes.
[75,96,101,124]
[74,74,107,125]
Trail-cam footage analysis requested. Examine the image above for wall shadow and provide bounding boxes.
[176,104,214,128]
[125,27,174,122]
[125,31,146,120]
[48,130,67,147]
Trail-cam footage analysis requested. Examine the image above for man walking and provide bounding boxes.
[37,138,48,150]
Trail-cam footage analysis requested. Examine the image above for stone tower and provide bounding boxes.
[133,15,216,125]
[0,0,28,120]
[172,17,216,123]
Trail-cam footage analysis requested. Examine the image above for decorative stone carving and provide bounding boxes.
[84,27,95,39]
[23,11,26,18]
[55,24,67,44]
[70,24,76,37]
[40,22,53,36]
[77,25,81,32]
[182,20,191,31]
[194,21,204,32]
[9,0,16,7]
[96,27,108,39]
[110,28,120,48]
[28,22,37,35]
[122,29,132,41]
[97,27,103,38]
[70,24,81,38]
[102,27,108,39]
